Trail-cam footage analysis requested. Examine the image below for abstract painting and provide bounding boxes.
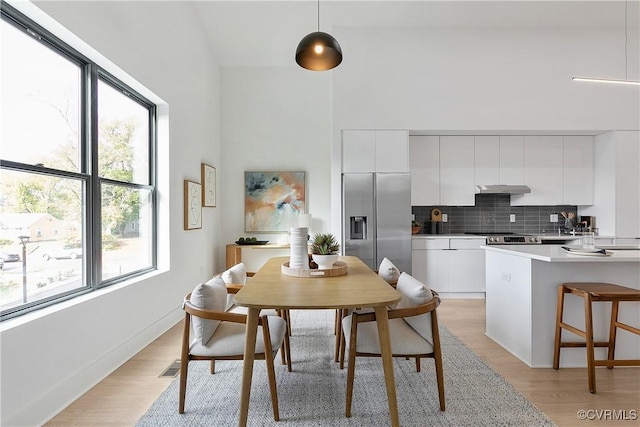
[244,172,305,232]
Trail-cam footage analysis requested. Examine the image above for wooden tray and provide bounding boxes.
[281,261,347,277]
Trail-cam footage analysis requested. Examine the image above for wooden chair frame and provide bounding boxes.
[178,291,282,421]
[344,292,445,417]
[224,276,292,371]
[333,276,397,363]
[552,282,640,393]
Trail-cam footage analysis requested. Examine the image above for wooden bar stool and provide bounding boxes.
[553,282,640,393]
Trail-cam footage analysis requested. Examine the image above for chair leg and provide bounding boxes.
[279,310,286,366]
[283,315,292,372]
[607,300,620,369]
[432,312,446,411]
[339,327,347,369]
[210,360,215,374]
[261,316,280,421]
[179,315,191,414]
[334,309,342,362]
[178,357,189,414]
[552,285,566,370]
[415,357,421,372]
[583,293,596,393]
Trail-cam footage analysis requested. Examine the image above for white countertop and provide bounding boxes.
[412,234,486,239]
[483,244,640,262]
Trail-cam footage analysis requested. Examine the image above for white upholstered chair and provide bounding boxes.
[178,277,287,420]
[341,272,445,416]
[334,257,401,363]
[218,262,292,371]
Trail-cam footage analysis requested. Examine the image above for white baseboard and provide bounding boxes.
[4,308,182,427]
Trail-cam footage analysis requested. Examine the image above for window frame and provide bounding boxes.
[0,2,158,320]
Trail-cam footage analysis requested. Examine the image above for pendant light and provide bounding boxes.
[295,0,342,71]
[573,0,639,85]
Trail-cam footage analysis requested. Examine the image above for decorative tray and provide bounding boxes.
[281,261,348,278]
[235,240,269,245]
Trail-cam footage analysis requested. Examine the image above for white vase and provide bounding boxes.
[312,254,339,270]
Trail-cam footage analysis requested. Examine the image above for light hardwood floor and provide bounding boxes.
[46,299,639,426]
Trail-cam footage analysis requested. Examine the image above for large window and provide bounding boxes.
[0,4,157,320]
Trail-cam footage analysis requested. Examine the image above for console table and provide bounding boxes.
[225,243,291,271]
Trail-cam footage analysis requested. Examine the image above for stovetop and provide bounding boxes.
[464,232,541,244]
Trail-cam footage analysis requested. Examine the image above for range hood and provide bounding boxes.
[475,185,531,195]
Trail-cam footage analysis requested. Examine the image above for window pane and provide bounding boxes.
[0,170,86,312]
[101,183,152,280]
[98,80,150,184]
[0,20,81,171]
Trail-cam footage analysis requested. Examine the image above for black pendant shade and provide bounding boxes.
[295,31,342,71]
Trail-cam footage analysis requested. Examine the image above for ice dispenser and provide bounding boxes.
[350,216,367,240]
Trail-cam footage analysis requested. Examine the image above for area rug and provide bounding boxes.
[137,309,555,426]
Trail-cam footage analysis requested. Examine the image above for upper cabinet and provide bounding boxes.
[511,136,563,205]
[409,136,440,205]
[563,136,594,205]
[511,135,594,206]
[342,130,408,173]
[499,136,525,184]
[474,136,500,185]
[401,132,594,207]
[440,136,475,205]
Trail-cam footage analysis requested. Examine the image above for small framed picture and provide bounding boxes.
[201,163,216,207]
[184,180,202,230]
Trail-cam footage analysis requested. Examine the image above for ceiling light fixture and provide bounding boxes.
[295,0,342,71]
[572,0,640,86]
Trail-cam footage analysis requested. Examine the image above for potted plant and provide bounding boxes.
[310,233,340,269]
[412,220,422,235]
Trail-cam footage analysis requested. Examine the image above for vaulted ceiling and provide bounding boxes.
[190,1,637,67]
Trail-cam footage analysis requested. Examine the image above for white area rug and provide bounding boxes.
[137,309,555,426]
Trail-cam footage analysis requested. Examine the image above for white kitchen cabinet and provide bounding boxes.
[448,242,485,293]
[409,135,440,205]
[411,237,485,297]
[376,130,409,172]
[499,136,524,184]
[563,136,594,205]
[440,136,475,206]
[474,136,500,185]
[342,130,408,173]
[512,136,563,206]
[342,130,375,173]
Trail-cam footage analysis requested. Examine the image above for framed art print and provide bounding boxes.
[184,180,202,230]
[244,171,305,232]
[201,163,216,207]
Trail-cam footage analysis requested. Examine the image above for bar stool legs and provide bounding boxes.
[553,282,640,394]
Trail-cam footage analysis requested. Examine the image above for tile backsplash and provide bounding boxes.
[412,194,577,235]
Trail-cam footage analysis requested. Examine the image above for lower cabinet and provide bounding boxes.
[411,237,486,297]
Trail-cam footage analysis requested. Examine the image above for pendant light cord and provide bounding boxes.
[624,0,628,81]
[317,0,320,32]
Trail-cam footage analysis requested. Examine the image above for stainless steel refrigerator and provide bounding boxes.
[342,173,412,274]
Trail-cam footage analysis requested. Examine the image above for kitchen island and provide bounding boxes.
[483,245,640,367]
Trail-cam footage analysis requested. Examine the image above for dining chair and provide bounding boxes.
[334,257,401,363]
[218,262,292,371]
[178,277,288,420]
[341,273,445,416]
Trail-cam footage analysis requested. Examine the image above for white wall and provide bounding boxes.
[329,25,640,236]
[582,131,640,237]
[219,67,331,267]
[1,2,222,425]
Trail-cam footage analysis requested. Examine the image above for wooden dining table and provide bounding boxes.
[233,255,402,427]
